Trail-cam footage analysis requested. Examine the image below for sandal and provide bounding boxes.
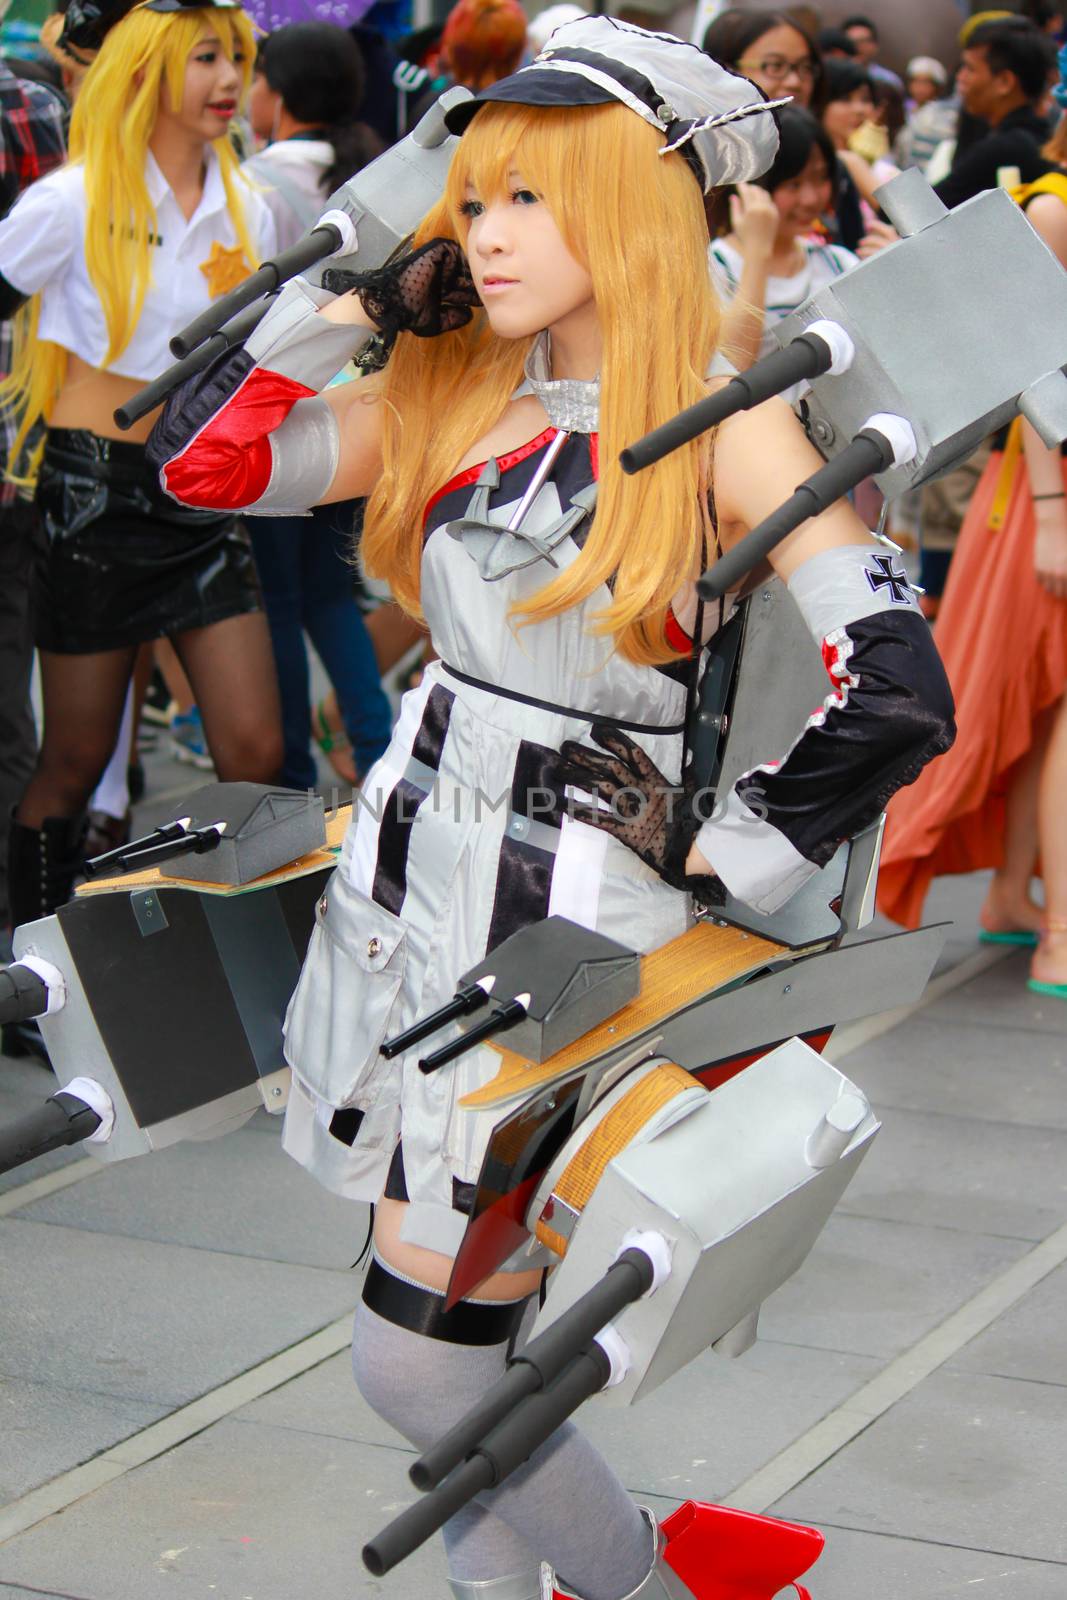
[311,697,358,784]
[1027,916,1067,1002]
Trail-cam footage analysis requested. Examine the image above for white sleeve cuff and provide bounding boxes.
[695,788,820,915]
[786,541,917,643]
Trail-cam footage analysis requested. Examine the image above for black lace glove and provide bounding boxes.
[321,237,480,341]
[558,726,717,898]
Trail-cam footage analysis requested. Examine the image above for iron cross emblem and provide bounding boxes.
[865,554,912,605]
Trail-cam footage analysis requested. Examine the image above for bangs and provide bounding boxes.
[445,101,622,251]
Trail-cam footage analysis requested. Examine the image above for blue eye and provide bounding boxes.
[512,188,539,205]
[459,198,484,218]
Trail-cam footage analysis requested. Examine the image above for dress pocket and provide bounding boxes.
[282,867,407,1110]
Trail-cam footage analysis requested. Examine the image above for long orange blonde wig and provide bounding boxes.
[361,101,721,667]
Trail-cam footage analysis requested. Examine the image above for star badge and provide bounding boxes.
[199,241,252,298]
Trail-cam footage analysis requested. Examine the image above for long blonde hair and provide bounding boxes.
[362,102,720,666]
[2,4,258,478]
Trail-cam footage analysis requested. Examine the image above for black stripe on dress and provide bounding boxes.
[485,739,564,952]
[372,683,455,914]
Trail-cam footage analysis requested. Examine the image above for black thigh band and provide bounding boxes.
[440,662,685,736]
[362,1257,529,1346]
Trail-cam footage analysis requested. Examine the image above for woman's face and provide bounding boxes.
[734,23,818,110]
[772,145,832,236]
[248,68,279,142]
[161,31,243,143]
[822,86,875,149]
[461,170,595,343]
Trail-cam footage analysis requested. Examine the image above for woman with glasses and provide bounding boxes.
[702,7,823,112]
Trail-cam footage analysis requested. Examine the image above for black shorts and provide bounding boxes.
[33,428,262,655]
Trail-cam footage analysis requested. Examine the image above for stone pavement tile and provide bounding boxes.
[0,1418,444,1600]
[0,1219,360,1409]
[235,1340,882,1502]
[842,1011,1067,1129]
[1,1588,95,1599]
[774,1368,1067,1565]
[576,1340,881,1501]
[0,1377,164,1506]
[758,1212,1026,1360]
[931,950,1066,1036]
[13,1124,370,1272]
[948,1261,1067,1387]
[837,1106,1067,1241]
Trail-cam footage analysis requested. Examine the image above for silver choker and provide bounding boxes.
[516,332,600,434]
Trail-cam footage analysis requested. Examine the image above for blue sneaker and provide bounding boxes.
[168,708,214,771]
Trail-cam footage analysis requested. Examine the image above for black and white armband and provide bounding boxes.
[695,542,956,914]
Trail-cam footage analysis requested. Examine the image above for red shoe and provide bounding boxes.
[552,1501,824,1600]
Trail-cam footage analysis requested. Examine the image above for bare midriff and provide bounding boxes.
[47,352,161,445]
[374,1195,543,1303]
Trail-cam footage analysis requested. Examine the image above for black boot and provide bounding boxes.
[3,813,86,1064]
[7,811,87,928]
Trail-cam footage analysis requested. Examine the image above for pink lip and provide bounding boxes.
[481,277,518,293]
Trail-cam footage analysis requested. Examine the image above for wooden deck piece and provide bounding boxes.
[460,919,797,1110]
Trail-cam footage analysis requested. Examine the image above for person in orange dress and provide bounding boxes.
[878,111,1067,1002]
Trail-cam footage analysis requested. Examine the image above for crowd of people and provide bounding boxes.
[0,0,1064,1042]
[0,3,1061,1597]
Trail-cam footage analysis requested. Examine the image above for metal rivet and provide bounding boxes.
[318,893,328,916]
[367,936,383,958]
[271,1086,282,1097]
[658,101,678,122]
[545,1099,556,1111]
[783,983,792,995]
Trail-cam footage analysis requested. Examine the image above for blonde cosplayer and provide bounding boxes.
[2,3,258,475]
[362,102,721,668]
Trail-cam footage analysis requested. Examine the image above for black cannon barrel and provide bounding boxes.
[620,332,836,476]
[364,1344,611,1577]
[414,1245,655,1491]
[84,818,191,878]
[382,983,491,1060]
[0,963,49,1026]
[170,223,343,358]
[418,997,527,1075]
[0,1093,101,1178]
[697,428,896,601]
[114,297,274,431]
[106,826,224,876]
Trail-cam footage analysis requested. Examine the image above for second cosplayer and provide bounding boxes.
[150,18,955,1600]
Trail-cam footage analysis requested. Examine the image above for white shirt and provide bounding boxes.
[243,138,333,254]
[709,237,858,403]
[0,150,277,381]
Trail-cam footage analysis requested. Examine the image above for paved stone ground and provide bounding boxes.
[0,719,1064,1600]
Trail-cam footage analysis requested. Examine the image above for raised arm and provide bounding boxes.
[147,238,479,515]
[712,184,781,372]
